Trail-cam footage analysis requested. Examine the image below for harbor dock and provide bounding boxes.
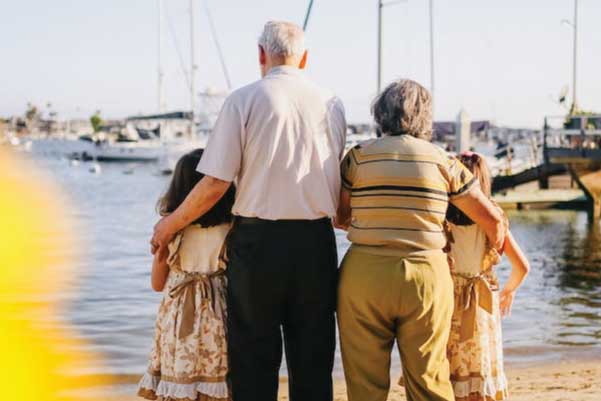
[490,114,601,218]
[494,188,586,210]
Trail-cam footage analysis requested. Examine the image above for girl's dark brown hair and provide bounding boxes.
[446,152,491,226]
[157,149,235,227]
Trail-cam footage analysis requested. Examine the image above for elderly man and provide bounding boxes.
[335,79,505,401]
[151,21,346,401]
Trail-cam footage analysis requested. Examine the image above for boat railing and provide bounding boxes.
[543,115,601,163]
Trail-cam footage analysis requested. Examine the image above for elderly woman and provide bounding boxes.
[335,79,505,401]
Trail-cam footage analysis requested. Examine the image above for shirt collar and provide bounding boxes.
[266,65,303,77]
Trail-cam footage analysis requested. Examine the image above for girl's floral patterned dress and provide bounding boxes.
[446,213,509,401]
[138,224,230,401]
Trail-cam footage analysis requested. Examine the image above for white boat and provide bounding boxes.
[70,134,208,164]
[74,137,165,163]
[40,110,206,164]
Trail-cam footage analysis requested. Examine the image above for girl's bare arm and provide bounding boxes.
[503,231,530,292]
[151,247,170,292]
[500,230,530,316]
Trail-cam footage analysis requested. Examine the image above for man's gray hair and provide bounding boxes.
[258,21,305,58]
[371,79,433,140]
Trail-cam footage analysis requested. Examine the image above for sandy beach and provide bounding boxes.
[275,360,601,401]
[105,358,601,401]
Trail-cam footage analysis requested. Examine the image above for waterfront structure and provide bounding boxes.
[455,109,471,153]
[491,114,601,219]
[544,115,601,218]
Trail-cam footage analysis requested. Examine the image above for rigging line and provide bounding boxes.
[203,1,232,90]
[165,2,191,90]
[303,0,315,31]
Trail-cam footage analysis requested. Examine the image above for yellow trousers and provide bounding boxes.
[337,246,455,401]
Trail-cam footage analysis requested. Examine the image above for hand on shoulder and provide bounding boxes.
[151,216,177,255]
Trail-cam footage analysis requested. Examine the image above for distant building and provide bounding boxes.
[0,118,7,141]
[66,119,94,135]
[433,120,492,145]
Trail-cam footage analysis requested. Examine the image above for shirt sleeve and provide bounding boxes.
[196,96,244,182]
[446,156,478,199]
[328,96,347,160]
[340,147,358,190]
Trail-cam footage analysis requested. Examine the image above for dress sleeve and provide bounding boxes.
[340,147,359,190]
[445,156,478,200]
[196,95,244,182]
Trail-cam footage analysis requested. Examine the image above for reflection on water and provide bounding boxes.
[25,157,601,376]
[495,211,601,352]
[556,215,601,346]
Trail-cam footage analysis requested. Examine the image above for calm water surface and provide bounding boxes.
[29,156,601,378]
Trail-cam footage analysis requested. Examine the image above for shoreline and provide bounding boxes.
[341,359,601,401]
[287,359,601,401]
[83,352,601,401]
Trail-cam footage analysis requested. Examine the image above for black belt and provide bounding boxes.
[235,216,331,226]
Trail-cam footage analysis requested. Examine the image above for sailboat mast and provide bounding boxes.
[189,0,197,131]
[429,0,435,115]
[572,0,578,112]
[158,0,165,112]
[377,0,382,94]
[303,0,315,30]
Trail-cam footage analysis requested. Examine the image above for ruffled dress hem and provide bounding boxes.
[452,371,509,400]
[137,371,229,401]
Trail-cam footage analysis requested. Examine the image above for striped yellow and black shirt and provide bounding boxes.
[341,135,477,253]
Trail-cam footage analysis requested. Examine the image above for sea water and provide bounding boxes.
[20,155,601,381]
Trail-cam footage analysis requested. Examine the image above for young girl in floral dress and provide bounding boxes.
[445,152,530,401]
[138,149,235,401]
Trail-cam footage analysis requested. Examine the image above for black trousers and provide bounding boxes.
[226,217,338,401]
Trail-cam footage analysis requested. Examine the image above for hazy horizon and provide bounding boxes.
[2,0,600,128]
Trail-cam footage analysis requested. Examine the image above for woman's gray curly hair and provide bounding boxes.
[371,79,433,140]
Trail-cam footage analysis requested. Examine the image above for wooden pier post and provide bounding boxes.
[538,171,550,189]
[455,109,470,153]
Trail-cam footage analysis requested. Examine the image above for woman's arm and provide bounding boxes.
[151,246,170,292]
[450,187,506,250]
[499,230,530,317]
[334,187,352,230]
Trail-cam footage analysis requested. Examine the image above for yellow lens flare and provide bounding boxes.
[0,149,113,400]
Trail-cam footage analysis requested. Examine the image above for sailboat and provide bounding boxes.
[65,0,228,166]
[69,111,207,163]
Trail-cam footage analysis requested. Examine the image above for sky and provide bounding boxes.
[1,0,600,128]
